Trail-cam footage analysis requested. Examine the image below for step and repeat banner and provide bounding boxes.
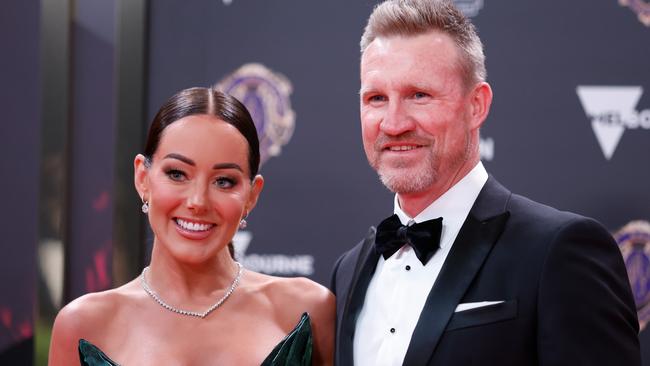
[147,0,650,359]
[149,0,649,321]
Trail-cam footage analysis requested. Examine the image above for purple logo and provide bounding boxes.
[215,63,296,166]
[620,0,650,26]
[616,220,650,330]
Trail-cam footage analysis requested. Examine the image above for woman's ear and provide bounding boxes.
[245,175,265,215]
[134,154,150,200]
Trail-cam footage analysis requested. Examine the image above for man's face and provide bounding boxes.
[360,31,480,197]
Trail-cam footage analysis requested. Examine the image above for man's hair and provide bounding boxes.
[360,0,486,88]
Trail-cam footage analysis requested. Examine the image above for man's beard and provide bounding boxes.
[373,151,438,194]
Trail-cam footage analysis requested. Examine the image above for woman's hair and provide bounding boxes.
[144,87,260,180]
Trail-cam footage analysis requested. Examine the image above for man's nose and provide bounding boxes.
[380,100,415,136]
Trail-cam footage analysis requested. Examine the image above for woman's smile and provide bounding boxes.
[174,217,216,240]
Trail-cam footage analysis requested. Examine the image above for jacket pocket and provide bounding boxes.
[445,299,517,331]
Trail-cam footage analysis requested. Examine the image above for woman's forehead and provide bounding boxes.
[154,115,249,166]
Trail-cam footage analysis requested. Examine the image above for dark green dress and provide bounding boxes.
[78,313,313,366]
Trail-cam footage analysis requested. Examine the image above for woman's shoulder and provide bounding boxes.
[248,272,333,308]
[52,280,140,340]
[248,274,335,365]
[244,272,334,333]
[49,281,142,365]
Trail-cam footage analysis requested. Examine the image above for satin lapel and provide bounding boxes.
[339,227,380,366]
[403,177,511,366]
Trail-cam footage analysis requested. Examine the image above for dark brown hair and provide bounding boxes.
[144,87,260,180]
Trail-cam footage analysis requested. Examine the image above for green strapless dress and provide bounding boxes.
[78,313,313,366]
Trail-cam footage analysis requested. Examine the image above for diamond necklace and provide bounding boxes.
[140,262,243,319]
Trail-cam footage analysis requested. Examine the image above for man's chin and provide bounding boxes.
[377,169,435,195]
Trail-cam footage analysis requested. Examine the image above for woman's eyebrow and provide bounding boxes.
[212,163,242,172]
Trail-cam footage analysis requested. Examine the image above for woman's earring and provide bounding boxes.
[238,213,248,230]
[238,218,247,230]
[141,198,149,214]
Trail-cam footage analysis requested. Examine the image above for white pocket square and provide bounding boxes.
[455,301,504,312]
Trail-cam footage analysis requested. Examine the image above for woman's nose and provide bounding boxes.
[186,182,208,213]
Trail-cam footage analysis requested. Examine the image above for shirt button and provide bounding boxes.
[405,265,411,271]
[390,328,396,334]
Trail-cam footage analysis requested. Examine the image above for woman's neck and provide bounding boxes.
[146,242,241,301]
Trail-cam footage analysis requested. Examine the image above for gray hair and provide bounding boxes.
[360,0,486,88]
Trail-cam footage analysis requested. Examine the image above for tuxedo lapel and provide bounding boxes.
[402,177,511,366]
[339,227,381,365]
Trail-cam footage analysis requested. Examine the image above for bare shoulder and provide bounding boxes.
[49,281,140,366]
[278,276,333,302]
[54,281,139,335]
[254,274,334,316]
[53,291,114,338]
[247,273,334,365]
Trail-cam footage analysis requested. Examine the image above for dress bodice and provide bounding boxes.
[78,313,312,366]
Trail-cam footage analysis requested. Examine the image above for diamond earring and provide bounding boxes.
[141,199,149,214]
[238,212,248,230]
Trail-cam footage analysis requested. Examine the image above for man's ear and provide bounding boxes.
[134,154,150,200]
[244,175,265,216]
[468,81,493,130]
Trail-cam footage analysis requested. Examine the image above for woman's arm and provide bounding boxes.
[307,286,335,366]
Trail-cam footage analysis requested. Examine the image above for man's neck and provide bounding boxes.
[397,159,479,218]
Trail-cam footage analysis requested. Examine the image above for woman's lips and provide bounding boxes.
[173,217,216,240]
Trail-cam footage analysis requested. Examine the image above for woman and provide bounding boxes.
[49,87,335,365]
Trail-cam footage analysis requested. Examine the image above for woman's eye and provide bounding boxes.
[215,177,236,189]
[165,169,186,182]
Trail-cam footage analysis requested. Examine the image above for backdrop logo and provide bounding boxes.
[576,86,649,160]
[616,220,650,331]
[217,64,311,276]
[233,231,314,276]
[215,63,296,166]
[619,0,650,26]
[453,0,484,17]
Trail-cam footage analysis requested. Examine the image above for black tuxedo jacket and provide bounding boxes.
[330,177,640,366]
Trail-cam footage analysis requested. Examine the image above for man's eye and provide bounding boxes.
[414,92,429,99]
[215,177,236,189]
[166,169,186,181]
[368,95,386,103]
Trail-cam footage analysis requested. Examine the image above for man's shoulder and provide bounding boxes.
[329,227,376,293]
[480,177,587,228]
[503,191,613,247]
[480,177,607,240]
[508,192,586,225]
[337,227,376,265]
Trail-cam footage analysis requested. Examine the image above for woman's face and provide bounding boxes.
[135,114,263,264]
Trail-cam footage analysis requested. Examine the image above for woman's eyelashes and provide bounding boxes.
[163,167,238,189]
[165,168,187,182]
[214,176,236,189]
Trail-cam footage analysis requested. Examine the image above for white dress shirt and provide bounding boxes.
[353,162,488,366]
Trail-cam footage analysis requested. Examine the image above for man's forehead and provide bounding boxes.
[364,30,454,52]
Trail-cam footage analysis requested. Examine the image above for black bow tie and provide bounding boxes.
[374,214,443,265]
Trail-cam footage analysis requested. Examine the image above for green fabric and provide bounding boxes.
[78,313,313,366]
[261,312,312,366]
[78,339,120,366]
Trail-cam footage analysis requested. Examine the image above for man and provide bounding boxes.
[330,0,641,365]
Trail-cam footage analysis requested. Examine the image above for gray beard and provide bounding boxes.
[375,154,438,194]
